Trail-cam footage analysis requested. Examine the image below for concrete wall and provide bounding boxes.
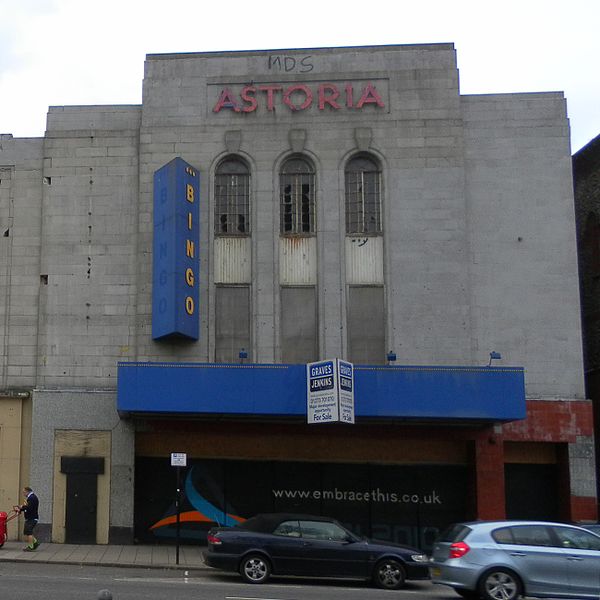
[463,93,584,399]
[3,46,583,393]
[38,107,141,388]
[0,135,44,389]
[134,44,471,365]
[30,390,134,543]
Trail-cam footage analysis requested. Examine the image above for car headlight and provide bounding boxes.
[411,554,429,563]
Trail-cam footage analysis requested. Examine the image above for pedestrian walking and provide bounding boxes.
[14,486,40,551]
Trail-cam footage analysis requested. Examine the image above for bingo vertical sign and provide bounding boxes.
[152,157,200,340]
[307,359,354,424]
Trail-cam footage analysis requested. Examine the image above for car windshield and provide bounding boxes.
[437,523,471,543]
[236,516,266,532]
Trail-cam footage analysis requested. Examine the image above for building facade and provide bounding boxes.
[0,44,595,548]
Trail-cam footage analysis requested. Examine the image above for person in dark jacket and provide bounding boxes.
[14,486,40,551]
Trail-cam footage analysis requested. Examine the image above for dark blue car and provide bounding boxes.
[203,513,430,589]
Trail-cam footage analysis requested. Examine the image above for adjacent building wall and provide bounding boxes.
[574,133,600,511]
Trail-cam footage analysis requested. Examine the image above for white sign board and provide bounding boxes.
[337,359,355,424]
[306,359,354,424]
[171,452,187,467]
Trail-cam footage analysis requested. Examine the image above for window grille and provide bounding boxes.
[345,155,382,235]
[214,158,250,235]
[280,157,315,234]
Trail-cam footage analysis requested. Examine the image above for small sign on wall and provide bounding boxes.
[170,452,187,467]
[306,359,354,424]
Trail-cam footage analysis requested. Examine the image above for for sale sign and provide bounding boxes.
[337,360,355,424]
[306,359,354,424]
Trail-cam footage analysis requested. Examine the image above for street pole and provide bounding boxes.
[170,452,187,566]
[175,465,181,565]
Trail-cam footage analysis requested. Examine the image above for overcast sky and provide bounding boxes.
[1,0,598,153]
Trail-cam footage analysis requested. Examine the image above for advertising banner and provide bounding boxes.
[135,457,467,552]
[306,359,354,424]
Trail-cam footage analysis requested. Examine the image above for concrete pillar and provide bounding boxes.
[565,435,598,522]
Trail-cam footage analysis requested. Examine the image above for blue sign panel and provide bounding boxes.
[118,362,526,422]
[152,158,200,340]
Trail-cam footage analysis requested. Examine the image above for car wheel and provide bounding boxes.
[239,554,271,584]
[373,558,406,589]
[478,568,522,600]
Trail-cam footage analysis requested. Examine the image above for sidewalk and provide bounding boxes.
[0,540,209,570]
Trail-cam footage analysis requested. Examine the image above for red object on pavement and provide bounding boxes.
[0,510,19,547]
[0,512,7,547]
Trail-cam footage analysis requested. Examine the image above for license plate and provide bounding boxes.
[430,567,442,577]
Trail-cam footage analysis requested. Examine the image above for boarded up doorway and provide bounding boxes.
[61,456,104,544]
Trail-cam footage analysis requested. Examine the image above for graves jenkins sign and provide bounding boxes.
[307,359,355,424]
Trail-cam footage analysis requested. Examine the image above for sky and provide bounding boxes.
[0,0,598,153]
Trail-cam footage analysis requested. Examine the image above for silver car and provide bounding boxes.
[430,521,600,600]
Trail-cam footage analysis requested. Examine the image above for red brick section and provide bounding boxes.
[502,399,597,522]
[474,429,506,520]
[502,400,594,441]
[570,495,598,522]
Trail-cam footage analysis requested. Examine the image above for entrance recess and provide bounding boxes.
[60,456,104,544]
[505,463,559,521]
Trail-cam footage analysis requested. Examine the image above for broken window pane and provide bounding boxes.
[280,156,315,235]
[215,157,251,235]
[345,154,382,235]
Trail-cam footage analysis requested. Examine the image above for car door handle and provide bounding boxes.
[510,552,526,557]
[567,556,584,561]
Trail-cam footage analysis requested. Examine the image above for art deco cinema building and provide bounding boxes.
[0,44,595,546]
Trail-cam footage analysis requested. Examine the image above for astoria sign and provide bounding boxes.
[212,82,385,113]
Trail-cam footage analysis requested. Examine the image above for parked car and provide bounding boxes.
[580,522,600,536]
[203,512,430,589]
[430,520,600,600]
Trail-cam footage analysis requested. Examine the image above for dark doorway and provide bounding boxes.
[65,473,97,543]
[60,456,104,544]
[505,463,559,521]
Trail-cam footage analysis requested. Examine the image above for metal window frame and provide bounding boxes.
[280,158,316,235]
[345,157,382,235]
[214,159,251,236]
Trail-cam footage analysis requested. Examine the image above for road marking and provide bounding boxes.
[225,597,290,600]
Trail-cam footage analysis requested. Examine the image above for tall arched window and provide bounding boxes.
[345,154,382,235]
[214,157,250,235]
[280,156,315,234]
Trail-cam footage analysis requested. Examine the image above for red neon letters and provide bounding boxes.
[213,83,384,113]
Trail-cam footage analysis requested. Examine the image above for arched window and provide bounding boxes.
[214,157,250,235]
[280,156,315,234]
[345,154,382,235]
